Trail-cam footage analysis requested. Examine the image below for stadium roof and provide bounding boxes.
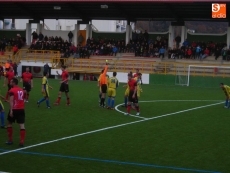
[0,0,229,22]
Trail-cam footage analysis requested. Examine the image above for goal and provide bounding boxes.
[187,65,230,87]
[176,65,230,87]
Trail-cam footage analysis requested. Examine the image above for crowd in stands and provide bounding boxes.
[29,30,168,59]
[168,39,227,60]
[28,30,230,61]
[0,34,26,54]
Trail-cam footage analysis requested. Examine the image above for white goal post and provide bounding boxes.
[187,65,230,86]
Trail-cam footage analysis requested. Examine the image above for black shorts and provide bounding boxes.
[101,84,107,94]
[23,82,31,92]
[59,83,69,93]
[7,84,12,91]
[128,90,138,103]
[7,109,25,124]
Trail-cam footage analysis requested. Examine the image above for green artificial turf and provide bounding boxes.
[0,77,229,173]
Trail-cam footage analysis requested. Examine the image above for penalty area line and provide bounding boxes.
[0,102,223,156]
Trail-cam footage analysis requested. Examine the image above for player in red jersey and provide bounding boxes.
[133,69,142,84]
[54,65,70,105]
[20,67,33,102]
[6,77,26,147]
[3,66,15,101]
[124,73,140,116]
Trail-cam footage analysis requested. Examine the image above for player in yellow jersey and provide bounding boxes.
[134,73,143,98]
[107,72,119,109]
[220,83,230,108]
[37,72,53,108]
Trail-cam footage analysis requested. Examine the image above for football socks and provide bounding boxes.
[0,112,4,126]
[107,97,111,107]
[127,105,131,114]
[225,99,228,107]
[46,99,50,107]
[124,97,127,106]
[111,99,115,108]
[67,97,70,104]
[7,127,13,142]
[20,129,26,144]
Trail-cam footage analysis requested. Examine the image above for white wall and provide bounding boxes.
[18,60,52,77]
[50,70,150,84]
[3,19,12,29]
[7,19,119,32]
[15,19,29,29]
[107,72,149,84]
[92,20,116,32]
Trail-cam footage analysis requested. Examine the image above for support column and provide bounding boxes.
[89,23,92,38]
[0,19,3,29]
[12,18,15,29]
[181,26,187,45]
[37,23,43,34]
[26,23,32,45]
[129,24,132,41]
[74,24,80,46]
[227,24,230,48]
[86,24,90,40]
[126,24,131,44]
[168,25,175,49]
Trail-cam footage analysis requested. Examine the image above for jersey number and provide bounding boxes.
[18,91,24,100]
[111,79,116,83]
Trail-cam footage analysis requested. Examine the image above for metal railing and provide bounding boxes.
[2,49,230,77]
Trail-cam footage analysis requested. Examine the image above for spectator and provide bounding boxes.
[201,48,210,59]
[159,46,166,58]
[31,31,38,43]
[186,48,192,59]
[111,46,118,56]
[13,62,18,77]
[143,30,149,42]
[73,73,77,80]
[195,45,201,59]
[214,47,221,60]
[175,36,181,48]
[43,63,49,74]
[68,31,73,43]
[12,45,18,55]
[182,39,189,47]
[221,46,227,60]
[38,32,44,41]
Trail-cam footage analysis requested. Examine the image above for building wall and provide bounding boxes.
[12,19,119,32]
[92,20,117,32]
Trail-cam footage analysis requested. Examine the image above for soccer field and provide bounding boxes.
[0,77,229,173]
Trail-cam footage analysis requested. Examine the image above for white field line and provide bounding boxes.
[0,101,223,156]
[115,100,223,118]
[139,100,223,103]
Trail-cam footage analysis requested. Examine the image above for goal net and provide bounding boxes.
[186,65,230,87]
[175,66,188,86]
